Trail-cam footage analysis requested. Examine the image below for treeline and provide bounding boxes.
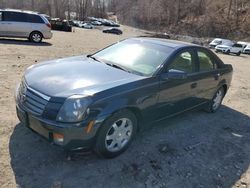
[0,0,249,39]
[0,0,106,19]
[109,0,250,38]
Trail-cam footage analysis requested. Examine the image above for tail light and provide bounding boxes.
[46,23,51,29]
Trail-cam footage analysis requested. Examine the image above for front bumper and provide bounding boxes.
[16,104,105,150]
[215,48,228,53]
[243,50,250,54]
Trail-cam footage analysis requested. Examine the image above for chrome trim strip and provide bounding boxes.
[23,80,51,101]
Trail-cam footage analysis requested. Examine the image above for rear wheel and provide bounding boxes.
[236,51,241,56]
[29,31,43,43]
[205,87,225,113]
[95,109,137,158]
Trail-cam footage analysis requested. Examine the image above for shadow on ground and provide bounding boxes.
[0,38,52,46]
[9,105,250,188]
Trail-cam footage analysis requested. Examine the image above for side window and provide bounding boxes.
[233,44,242,48]
[197,51,217,71]
[4,12,27,22]
[0,12,2,21]
[168,51,194,73]
[27,14,44,23]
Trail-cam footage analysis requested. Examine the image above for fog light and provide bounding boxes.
[53,133,64,145]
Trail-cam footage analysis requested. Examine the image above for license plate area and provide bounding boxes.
[29,116,50,140]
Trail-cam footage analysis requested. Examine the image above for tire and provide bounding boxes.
[226,50,230,54]
[29,31,43,43]
[95,109,137,158]
[205,87,225,113]
[236,51,241,56]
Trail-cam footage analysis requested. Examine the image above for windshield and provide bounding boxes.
[213,39,222,44]
[93,39,174,76]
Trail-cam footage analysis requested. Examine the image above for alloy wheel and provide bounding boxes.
[212,89,223,110]
[105,118,133,152]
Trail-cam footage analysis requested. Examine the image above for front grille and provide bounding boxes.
[19,80,50,115]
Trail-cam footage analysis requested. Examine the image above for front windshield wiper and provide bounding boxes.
[87,55,102,63]
[105,62,131,73]
[87,55,132,74]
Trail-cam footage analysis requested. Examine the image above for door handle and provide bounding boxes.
[191,83,197,89]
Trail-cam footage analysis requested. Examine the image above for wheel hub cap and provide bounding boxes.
[105,118,133,152]
[213,90,223,110]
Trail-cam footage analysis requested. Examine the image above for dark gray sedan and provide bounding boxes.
[15,38,233,158]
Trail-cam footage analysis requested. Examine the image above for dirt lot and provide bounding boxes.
[0,27,250,188]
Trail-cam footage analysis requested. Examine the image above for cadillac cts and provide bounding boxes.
[15,38,233,158]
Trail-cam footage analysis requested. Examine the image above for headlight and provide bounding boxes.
[56,95,91,123]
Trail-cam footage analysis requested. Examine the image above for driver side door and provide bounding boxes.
[156,49,201,120]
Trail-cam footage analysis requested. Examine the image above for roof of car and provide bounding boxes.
[0,8,39,15]
[131,37,197,49]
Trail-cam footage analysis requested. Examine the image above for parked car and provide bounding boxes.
[91,21,102,26]
[215,42,244,56]
[243,44,250,55]
[50,19,72,32]
[15,38,233,158]
[68,20,79,27]
[81,23,93,29]
[209,38,233,49]
[103,28,122,35]
[237,41,248,49]
[0,9,52,43]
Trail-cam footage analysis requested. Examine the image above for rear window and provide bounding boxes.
[4,12,27,22]
[27,14,44,23]
[233,44,243,48]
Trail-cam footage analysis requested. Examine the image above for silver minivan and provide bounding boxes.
[0,9,52,43]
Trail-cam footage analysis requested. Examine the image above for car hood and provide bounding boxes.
[25,56,143,97]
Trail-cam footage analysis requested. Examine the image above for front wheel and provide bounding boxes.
[95,109,137,158]
[29,32,43,43]
[236,51,241,56]
[205,87,225,113]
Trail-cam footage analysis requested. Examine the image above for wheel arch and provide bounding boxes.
[29,30,44,38]
[222,84,228,94]
[97,106,143,133]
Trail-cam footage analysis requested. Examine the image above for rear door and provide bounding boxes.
[0,11,9,36]
[194,48,221,103]
[4,12,31,37]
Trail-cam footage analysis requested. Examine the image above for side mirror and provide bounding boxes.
[161,69,188,80]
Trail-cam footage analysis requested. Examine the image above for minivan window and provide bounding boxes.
[4,12,27,22]
[27,14,44,23]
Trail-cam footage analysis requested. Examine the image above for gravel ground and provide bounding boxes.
[0,26,250,188]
